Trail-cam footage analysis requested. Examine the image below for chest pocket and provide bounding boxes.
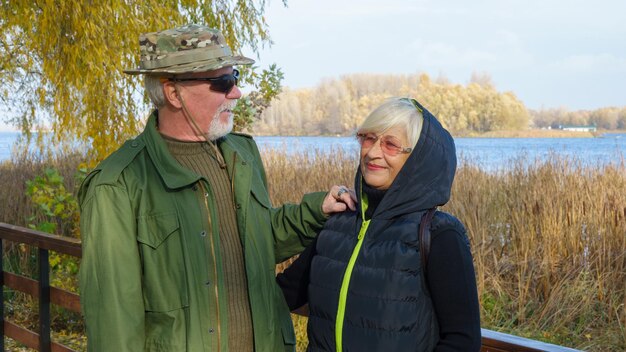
[249,175,272,208]
[137,212,189,311]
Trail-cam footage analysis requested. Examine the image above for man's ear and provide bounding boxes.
[163,81,183,109]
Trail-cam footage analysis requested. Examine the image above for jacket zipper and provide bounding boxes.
[199,182,221,352]
[335,197,371,352]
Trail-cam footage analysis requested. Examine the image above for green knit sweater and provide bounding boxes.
[164,136,254,352]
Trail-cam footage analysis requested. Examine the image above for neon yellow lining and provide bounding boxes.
[335,193,370,352]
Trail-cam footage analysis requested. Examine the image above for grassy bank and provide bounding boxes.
[1,148,624,351]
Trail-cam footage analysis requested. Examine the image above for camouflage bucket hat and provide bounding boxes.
[124,24,254,76]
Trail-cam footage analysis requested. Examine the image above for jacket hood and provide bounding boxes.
[355,99,457,220]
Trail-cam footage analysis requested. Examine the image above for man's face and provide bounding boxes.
[172,66,241,140]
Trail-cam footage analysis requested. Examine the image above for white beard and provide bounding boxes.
[206,102,236,141]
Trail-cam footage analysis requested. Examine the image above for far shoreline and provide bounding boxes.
[3,129,626,139]
[461,129,596,138]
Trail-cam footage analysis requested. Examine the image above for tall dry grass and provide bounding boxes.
[448,155,626,350]
[0,146,624,351]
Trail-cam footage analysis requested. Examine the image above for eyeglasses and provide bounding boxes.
[356,132,413,156]
[169,69,239,94]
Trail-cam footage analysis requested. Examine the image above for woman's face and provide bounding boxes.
[359,125,412,190]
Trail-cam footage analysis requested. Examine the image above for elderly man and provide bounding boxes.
[78,24,354,352]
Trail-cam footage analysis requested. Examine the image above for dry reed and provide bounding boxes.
[448,154,625,350]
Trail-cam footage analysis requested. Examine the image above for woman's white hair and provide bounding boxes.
[144,75,166,108]
[358,97,424,148]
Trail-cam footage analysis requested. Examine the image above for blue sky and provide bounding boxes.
[2,0,624,131]
[253,0,626,110]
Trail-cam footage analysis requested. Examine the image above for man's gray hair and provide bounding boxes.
[144,75,166,108]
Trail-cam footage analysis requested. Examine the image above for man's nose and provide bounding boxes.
[226,84,242,99]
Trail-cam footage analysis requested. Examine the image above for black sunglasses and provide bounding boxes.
[169,69,239,94]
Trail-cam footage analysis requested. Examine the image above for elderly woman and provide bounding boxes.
[277,97,481,351]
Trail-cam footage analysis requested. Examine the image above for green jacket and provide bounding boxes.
[78,113,327,352]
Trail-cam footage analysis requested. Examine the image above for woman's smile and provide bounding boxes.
[366,162,386,171]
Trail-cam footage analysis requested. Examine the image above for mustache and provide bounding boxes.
[217,101,237,113]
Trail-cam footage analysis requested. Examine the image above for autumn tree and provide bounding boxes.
[254,72,532,136]
[0,1,285,162]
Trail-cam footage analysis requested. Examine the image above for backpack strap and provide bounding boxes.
[419,208,437,270]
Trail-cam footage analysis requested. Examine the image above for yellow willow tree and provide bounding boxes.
[0,0,284,162]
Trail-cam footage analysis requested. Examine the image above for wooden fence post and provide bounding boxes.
[38,248,51,352]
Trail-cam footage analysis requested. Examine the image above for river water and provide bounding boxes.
[1,132,624,172]
[254,134,625,171]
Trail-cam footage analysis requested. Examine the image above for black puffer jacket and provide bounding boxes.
[303,100,476,352]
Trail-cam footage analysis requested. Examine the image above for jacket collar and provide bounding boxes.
[140,111,201,189]
[217,134,254,174]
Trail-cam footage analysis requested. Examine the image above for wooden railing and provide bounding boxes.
[0,222,81,352]
[480,329,582,351]
[0,222,583,352]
